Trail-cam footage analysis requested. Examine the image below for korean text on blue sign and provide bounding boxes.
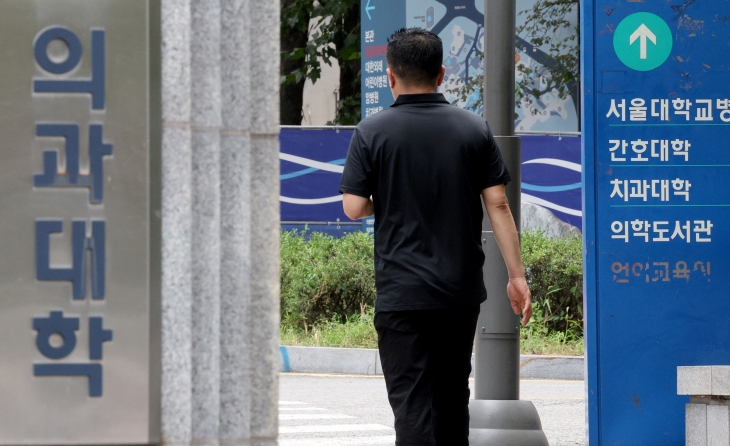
[360,0,405,119]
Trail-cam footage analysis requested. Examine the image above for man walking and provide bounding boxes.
[339,28,532,446]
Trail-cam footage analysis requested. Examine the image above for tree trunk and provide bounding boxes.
[339,3,360,101]
[334,2,361,123]
[280,2,310,125]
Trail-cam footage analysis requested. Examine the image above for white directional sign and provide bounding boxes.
[629,24,656,60]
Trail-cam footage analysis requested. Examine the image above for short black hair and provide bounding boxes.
[386,28,443,87]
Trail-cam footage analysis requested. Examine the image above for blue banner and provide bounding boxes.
[280,128,352,223]
[280,128,582,231]
[521,135,581,229]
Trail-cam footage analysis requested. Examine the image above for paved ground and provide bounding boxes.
[280,373,586,446]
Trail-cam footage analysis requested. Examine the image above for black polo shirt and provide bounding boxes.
[339,93,510,311]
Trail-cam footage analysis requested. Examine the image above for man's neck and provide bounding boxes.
[392,88,439,100]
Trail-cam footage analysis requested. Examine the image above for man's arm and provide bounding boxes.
[343,193,374,220]
[482,184,532,326]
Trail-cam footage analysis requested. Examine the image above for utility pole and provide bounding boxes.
[468,1,549,444]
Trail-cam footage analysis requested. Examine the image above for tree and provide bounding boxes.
[327,1,360,125]
[280,0,315,125]
[280,0,361,125]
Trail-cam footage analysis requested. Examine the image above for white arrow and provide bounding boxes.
[630,23,657,60]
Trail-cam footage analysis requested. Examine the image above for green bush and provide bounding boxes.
[280,308,378,349]
[280,228,584,340]
[521,230,583,338]
[280,230,376,330]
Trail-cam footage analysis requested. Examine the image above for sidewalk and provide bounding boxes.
[280,345,584,380]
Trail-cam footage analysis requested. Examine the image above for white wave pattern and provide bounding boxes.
[523,158,582,172]
[522,193,582,217]
[280,153,345,205]
[521,158,582,217]
[280,153,345,173]
[280,195,343,205]
[279,153,584,214]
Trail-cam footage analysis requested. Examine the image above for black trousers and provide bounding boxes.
[374,306,481,446]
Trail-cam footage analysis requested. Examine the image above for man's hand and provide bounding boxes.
[507,276,532,327]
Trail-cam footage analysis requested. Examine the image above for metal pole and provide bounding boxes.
[482,0,517,138]
[474,139,521,402]
[468,0,548,444]
[479,1,520,399]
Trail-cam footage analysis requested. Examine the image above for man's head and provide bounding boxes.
[386,28,445,96]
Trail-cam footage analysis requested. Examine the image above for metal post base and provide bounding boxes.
[469,399,549,446]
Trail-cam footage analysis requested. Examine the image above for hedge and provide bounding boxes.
[280,230,376,331]
[280,229,583,337]
[520,231,583,339]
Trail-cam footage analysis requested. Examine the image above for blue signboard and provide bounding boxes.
[360,0,405,119]
[583,2,730,444]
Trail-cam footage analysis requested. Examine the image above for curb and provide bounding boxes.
[280,346,584,380]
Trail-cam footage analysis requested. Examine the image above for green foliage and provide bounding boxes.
[280,229,584,354]
[520,299,584,356]
[280,229,376,331]
[280,300,583,355]
[520,230,583,338]
[281,308,378,349]
[328,94,362,126]
[280,0,361,123]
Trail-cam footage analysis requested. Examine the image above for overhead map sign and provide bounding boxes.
[583,2,730,443]
[360,0,579,132]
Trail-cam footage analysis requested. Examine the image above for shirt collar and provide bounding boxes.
[391,93,450,107]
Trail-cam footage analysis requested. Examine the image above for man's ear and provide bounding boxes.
[387,67,397,89]
[436,65,446,87]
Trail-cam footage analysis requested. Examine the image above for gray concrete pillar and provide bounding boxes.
[249,0,281,445]
[190,0,222,444]
[220,0,253,444]
[160,0,193,444]
[161,0,279,444]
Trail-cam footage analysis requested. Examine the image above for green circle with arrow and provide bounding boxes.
[613,12,673,71]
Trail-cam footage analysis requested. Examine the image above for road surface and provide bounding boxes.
[279,373,585,446]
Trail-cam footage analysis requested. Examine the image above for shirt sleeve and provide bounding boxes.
[477,123,512,191]
[339,128,374,198]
